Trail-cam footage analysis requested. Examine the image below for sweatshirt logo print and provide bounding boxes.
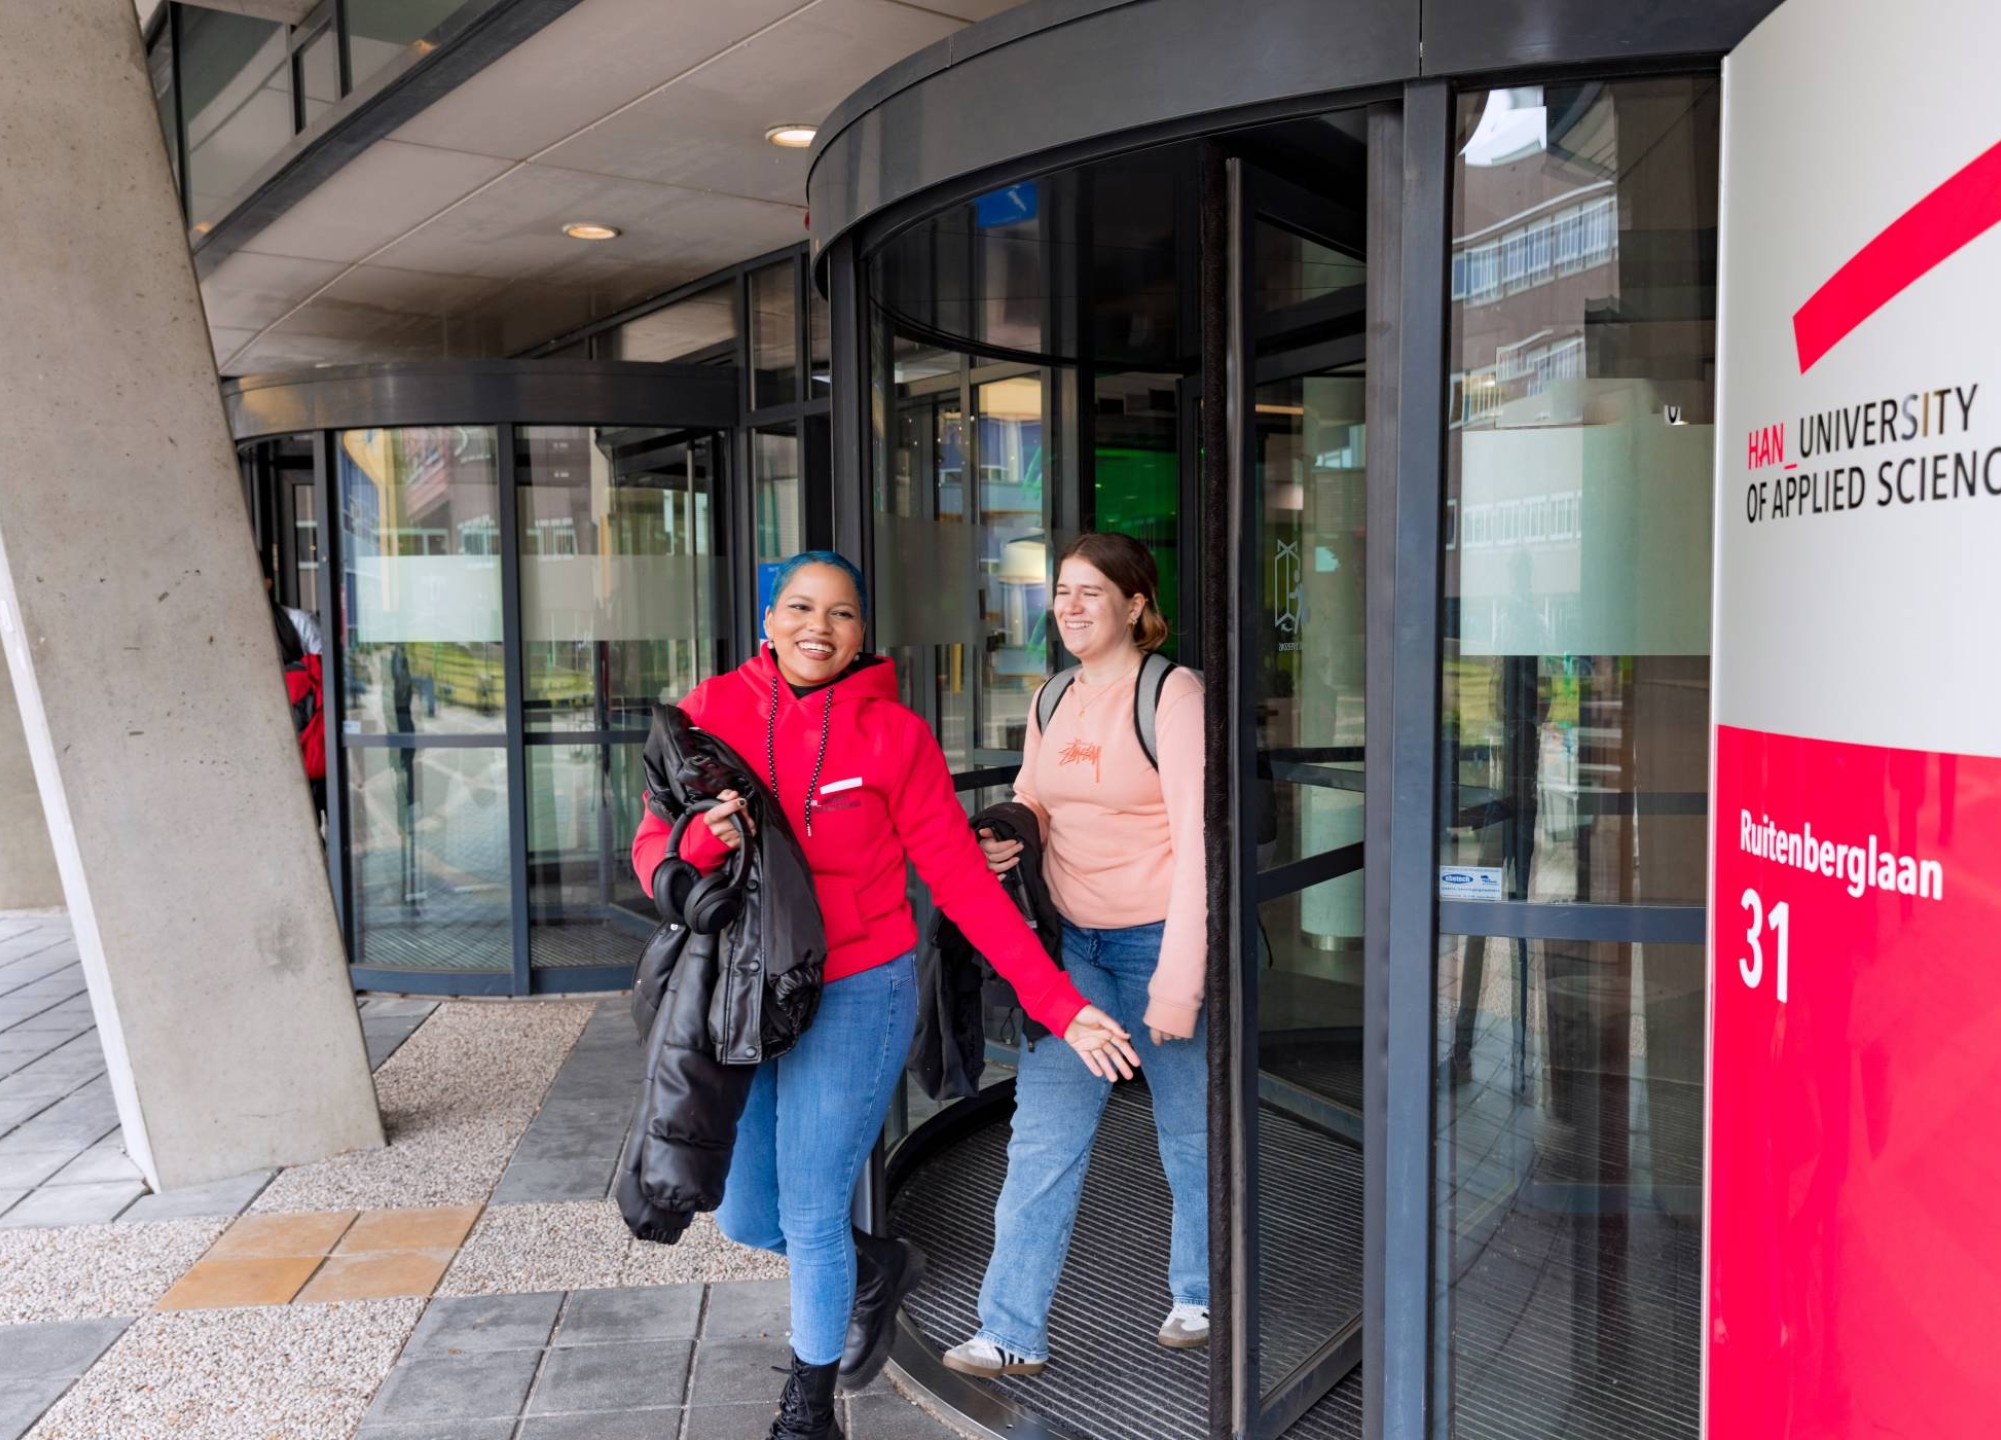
[1059,737,1102,782]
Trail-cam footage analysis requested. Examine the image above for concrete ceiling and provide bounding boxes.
[200,0,1020,376]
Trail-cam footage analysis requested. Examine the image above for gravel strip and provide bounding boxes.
[25,1298,423,1440]
[0,1220,228,1324]
[621,1214,788,1288]
[252,1003,594,1214]
[437,1202,785,1297]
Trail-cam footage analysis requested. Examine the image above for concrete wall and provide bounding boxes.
[0,661,62,911]
[0,0,381,1189]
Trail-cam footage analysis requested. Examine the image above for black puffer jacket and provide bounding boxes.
[910,801,1065,1101]
[615,704,827,1244]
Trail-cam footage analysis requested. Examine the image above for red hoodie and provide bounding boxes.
[630,647,1088,1037]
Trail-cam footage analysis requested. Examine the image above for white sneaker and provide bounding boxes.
[942,1336,1046,1378]
[1157,1303,1211,1349]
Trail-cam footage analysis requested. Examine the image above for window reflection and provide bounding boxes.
[516,425,719,733]
[609,282,737,364]
[1433,934,1704,1439]
[339,427,505,735]
[751,263,799,409]
[344,0,470,91]
[525,742,652,970]
[1440,77,1720,909]
[180,9,291,227]
[1433,74,1719,1440]
[349,746,513,973]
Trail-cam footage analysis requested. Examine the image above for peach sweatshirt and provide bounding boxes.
[1013,664,1208,1037]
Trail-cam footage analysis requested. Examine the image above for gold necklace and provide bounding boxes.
[1072,659,1142,716]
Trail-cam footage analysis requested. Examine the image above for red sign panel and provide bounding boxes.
[1708,724,2001,1437]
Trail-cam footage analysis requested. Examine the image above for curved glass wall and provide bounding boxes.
[331,421,724,983]
[1431,76,1719,1440]
[866,121,1379,1436]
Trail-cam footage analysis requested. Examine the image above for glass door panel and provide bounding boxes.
[1238,160,1373,1429]
[515,425,723,971]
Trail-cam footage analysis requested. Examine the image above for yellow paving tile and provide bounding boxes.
[335,1205,483,1255]
[205,1210,356,1261]
[156,1256,322,1311]
[293,1248,455,1303]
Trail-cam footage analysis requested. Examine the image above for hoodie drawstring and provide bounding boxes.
[766,672,836,837]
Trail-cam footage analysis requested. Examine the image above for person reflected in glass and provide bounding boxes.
[945,532,1211,1379]
[628,552,1136,1440]
[388,644,423,906]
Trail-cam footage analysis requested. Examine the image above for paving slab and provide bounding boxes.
[685,1335,794,1405]
[524,1339,689,1416]
[0,1374,70,1440]
[0,1317,131,1379]
[42,1149,140,1187]
[701,1279,790,1340]
[402,1291,564,1355]
[553,1285,703,1346]
[0,1181,143,1229]
[364,1350,542,1424]
[516,1408,685,1440]
[849,1392,973,1438]
[356,1422,520,1440]
[0,1154,72,1191]
[680,1401,786,1440]
[117,1169,274,1223]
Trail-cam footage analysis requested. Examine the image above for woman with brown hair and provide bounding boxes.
[944,531,1211,1378]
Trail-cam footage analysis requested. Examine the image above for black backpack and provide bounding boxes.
[1032,650,1189,768]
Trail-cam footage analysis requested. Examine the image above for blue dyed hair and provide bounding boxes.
[766,550,869,619]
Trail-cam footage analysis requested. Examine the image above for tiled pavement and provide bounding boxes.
[0,914,436,1228]
[357,1280,950,1440]
[0,915,965,1440]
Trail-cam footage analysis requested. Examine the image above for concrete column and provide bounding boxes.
[0,0,382,1189]
[0,661,63,911]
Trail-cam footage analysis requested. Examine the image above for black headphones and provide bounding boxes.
[657,800,752,935]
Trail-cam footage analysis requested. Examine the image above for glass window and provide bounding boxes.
[336,426,505,734]
[753,426,808,642]
[525,741,652,970]
[809,281,831,396]
[1433,934,1704,1439]
[344,0,468,91]
[516,425,720,732]
[348,746,513,973]
[1440,77,1721,908]
[751,262,799,409]
[608,283,736,364]
[1432,74,1720,1440]
[150,27,179,194]
[181,8,292,227]
[297,26,341,128]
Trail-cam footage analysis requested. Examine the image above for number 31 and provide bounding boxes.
[1739,887,1790,1003]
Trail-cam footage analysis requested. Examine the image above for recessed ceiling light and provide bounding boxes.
[766,125,817,149]
[562,222,621,241]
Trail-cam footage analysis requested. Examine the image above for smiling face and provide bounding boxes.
[764,563,866,687]
[1052,556,1145,665]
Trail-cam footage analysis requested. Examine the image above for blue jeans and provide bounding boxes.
[716,952,918,1365]
[976,921,1209,1360]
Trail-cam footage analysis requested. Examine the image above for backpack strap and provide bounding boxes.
[1133,651,1188,770]
[1033,668,1080,738]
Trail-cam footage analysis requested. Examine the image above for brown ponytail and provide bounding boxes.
[1057,531,1170,653]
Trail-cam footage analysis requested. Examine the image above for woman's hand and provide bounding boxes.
[703,790,754,850]
[1149,1027,1194,1047]
[976,827,1023,874]
[1063,1004,1142,1081]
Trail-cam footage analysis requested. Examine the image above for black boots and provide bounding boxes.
[769,1352,843,1439]
[843,1227,927,1391]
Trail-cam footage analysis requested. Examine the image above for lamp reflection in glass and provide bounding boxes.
[995,535,1048,649]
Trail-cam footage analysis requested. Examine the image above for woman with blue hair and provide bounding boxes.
[633,550,1137,1440]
